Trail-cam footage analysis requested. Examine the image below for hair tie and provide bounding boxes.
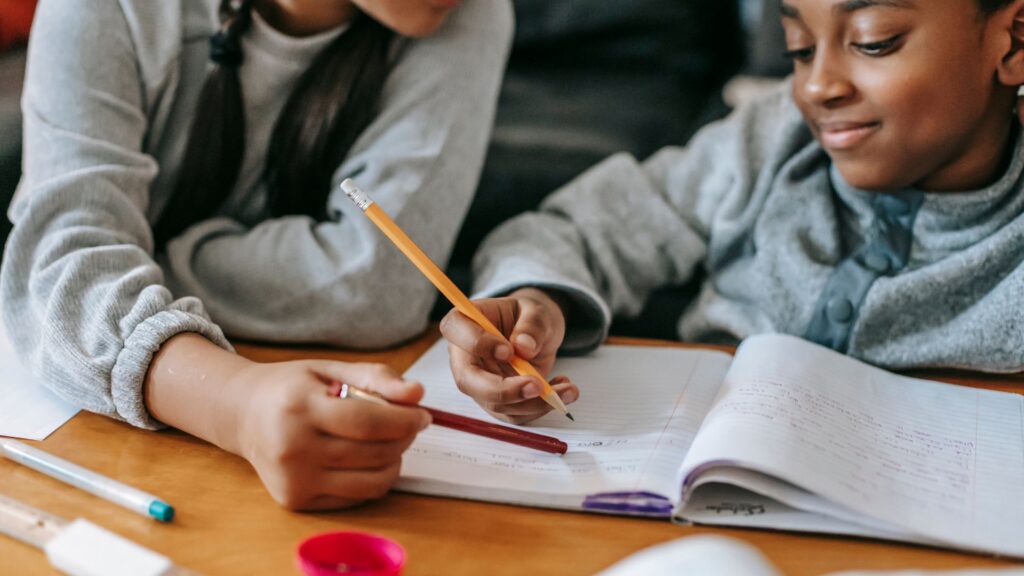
[209,29,244,68]
[209,0,252,68]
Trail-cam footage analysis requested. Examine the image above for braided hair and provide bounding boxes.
[154,0,393,248]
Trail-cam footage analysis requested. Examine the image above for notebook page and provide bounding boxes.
[678,334,1024,556]
[0,320,78,440]
[397,340,731,508]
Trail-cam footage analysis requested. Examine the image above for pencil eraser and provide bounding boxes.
[339,179,372,210]
[44,519,174,576]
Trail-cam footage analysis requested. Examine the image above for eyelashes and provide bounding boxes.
[783,34,906,63]
[853,34,904,56]
[783,46,816,63]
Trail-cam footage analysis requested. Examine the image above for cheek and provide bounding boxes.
[863,45,993,140]
[875,74,989,167]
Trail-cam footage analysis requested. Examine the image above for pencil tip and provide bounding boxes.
[565,412,575,422]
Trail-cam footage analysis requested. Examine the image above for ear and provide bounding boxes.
[996,0,1024,86]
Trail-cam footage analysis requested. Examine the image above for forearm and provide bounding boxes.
[164,217,436,348]
[143,333,253,455]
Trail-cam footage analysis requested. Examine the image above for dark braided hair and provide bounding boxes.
[154,0,393,247]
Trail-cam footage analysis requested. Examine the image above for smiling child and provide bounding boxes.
[439,0,1024,424]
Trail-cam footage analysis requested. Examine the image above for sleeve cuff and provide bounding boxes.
[109,304,233,429]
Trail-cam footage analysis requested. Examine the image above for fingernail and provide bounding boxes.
[515,334,536,354]
[560,389,578,404]
[522,383,540,399]
[494,345,512,361]
[420,412,432,430]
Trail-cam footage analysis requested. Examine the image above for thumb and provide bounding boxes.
[508,299,556,361]
[368,378,425,404]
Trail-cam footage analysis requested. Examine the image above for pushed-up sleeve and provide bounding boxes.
[1,0,231,429]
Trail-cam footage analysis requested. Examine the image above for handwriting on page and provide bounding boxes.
[709,374,976,518]
[399,342,733,498]
[679,334,1024,552]
[402,386,698,496]
[407,436,643,476]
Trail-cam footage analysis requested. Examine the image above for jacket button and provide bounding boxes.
[864,251,891,273]
[827,298,854,323]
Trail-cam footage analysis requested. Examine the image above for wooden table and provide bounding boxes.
[3,329,1022,575]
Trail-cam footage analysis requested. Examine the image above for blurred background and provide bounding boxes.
[0,0,789,338]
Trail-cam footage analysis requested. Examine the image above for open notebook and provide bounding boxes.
[397,334,1024,558]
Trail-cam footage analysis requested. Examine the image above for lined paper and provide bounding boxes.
[679,334,1024,556]
[397,340,731,507]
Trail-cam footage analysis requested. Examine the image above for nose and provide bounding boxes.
[800,47,855,107]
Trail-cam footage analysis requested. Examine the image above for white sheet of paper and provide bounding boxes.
[0,322,78,440]
[397,340,732,507]
[596,535,780,576]
[596,534,1024,576]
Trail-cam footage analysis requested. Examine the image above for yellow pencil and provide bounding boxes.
[340,179,574,421]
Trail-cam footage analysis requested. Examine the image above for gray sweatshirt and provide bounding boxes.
[473,84,1024,373]
[2,0,513,428]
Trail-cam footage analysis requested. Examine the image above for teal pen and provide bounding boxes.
[0,439,174,522]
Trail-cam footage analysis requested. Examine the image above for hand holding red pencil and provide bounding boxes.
[328,381,568,455]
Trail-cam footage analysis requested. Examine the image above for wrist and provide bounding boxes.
[144,333,255,456]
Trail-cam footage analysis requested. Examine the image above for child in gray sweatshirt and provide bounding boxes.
[441,0,1024,424]
[3,0,511,509]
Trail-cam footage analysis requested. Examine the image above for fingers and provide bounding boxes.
[508,297,555,361]
[440,307,513,362]
[454,359,579,418]
[309,390,430,441]
[284,462,404,510]
[309,361,424,404]
[453,360,534,406]
[319,462,403,502]
[485,379,580,417]
[316,434,415,470]
[439,295,561,363]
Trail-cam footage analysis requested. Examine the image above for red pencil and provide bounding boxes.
[331,382,568,455]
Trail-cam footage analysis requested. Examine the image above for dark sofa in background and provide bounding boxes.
[0,0,788,340]
[445,0,788,338]
[444,0,745,337]
[0,48,23,246]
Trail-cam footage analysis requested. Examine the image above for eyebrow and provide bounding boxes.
[779,0,916,19]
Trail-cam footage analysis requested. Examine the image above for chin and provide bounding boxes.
[831,160,912,193]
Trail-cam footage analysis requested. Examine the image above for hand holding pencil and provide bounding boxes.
[340,179,578,425]
[439,288,579,425]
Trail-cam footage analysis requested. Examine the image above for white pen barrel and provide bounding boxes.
[1,440,157,517]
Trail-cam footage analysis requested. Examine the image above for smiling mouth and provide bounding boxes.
[817,121,882,151]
